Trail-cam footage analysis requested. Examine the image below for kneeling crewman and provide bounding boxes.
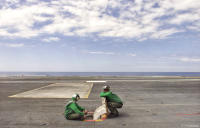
[65,94,88,120]
[100,85,123,117]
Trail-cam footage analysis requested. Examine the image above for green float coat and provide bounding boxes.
[100,91,123,104]
[65,101,85,117]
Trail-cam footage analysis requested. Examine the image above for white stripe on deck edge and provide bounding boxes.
[86,81,106,83]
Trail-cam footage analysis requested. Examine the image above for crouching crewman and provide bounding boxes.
[65,94,88,120]
[100,85,123,117]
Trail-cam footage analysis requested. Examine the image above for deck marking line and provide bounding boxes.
[84,83,93,98]
[9,83,52,97]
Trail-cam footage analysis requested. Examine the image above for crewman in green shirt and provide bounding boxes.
[65,94,88,120]
[100,85,123,117]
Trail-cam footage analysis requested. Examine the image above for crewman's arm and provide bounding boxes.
[70,103,84,116]
[100,91,112,97]
[77,104,85,111]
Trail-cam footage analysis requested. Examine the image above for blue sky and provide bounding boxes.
[0,0,200,72]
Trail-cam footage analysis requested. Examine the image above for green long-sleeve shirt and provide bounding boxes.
[65,101,85,117]
[100,91,123,104]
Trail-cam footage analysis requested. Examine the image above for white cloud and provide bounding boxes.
[168,0,200,11]
[0,0,199,40]
[187,22,200,31]
[151,28,182,39]
[42,37,60,42]
[128,53,136,57]
[169,13,200,25]
[26,0,39,2]
[0,3,57,38]
[0,43,24,48]
[179,57,200,62]
[87,51,115,55]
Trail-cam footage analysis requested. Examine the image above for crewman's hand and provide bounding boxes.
[84,110,88,114]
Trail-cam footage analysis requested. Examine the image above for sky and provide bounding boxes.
[0,0,200,72]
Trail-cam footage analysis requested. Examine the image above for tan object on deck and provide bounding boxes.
[93,97,108,120]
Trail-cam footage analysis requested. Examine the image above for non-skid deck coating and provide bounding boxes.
[9,82,93,98]
[0,77,200,128]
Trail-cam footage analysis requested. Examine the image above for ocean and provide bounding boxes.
[0,72,200,77]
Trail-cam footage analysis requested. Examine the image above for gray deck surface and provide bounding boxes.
[0,77,200,128]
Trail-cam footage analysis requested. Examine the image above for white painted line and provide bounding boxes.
[9,84,52,97]
[182,124,199,128]
[86,81,106,83]
[9,82,93,98]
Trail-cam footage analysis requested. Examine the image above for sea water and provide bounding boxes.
[0,72,200,77]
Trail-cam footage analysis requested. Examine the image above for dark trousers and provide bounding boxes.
[66,113,84,120]
[107,102,123,117]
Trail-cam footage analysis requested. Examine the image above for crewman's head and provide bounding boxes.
[103,85,110,92]
[72,93,80,102]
